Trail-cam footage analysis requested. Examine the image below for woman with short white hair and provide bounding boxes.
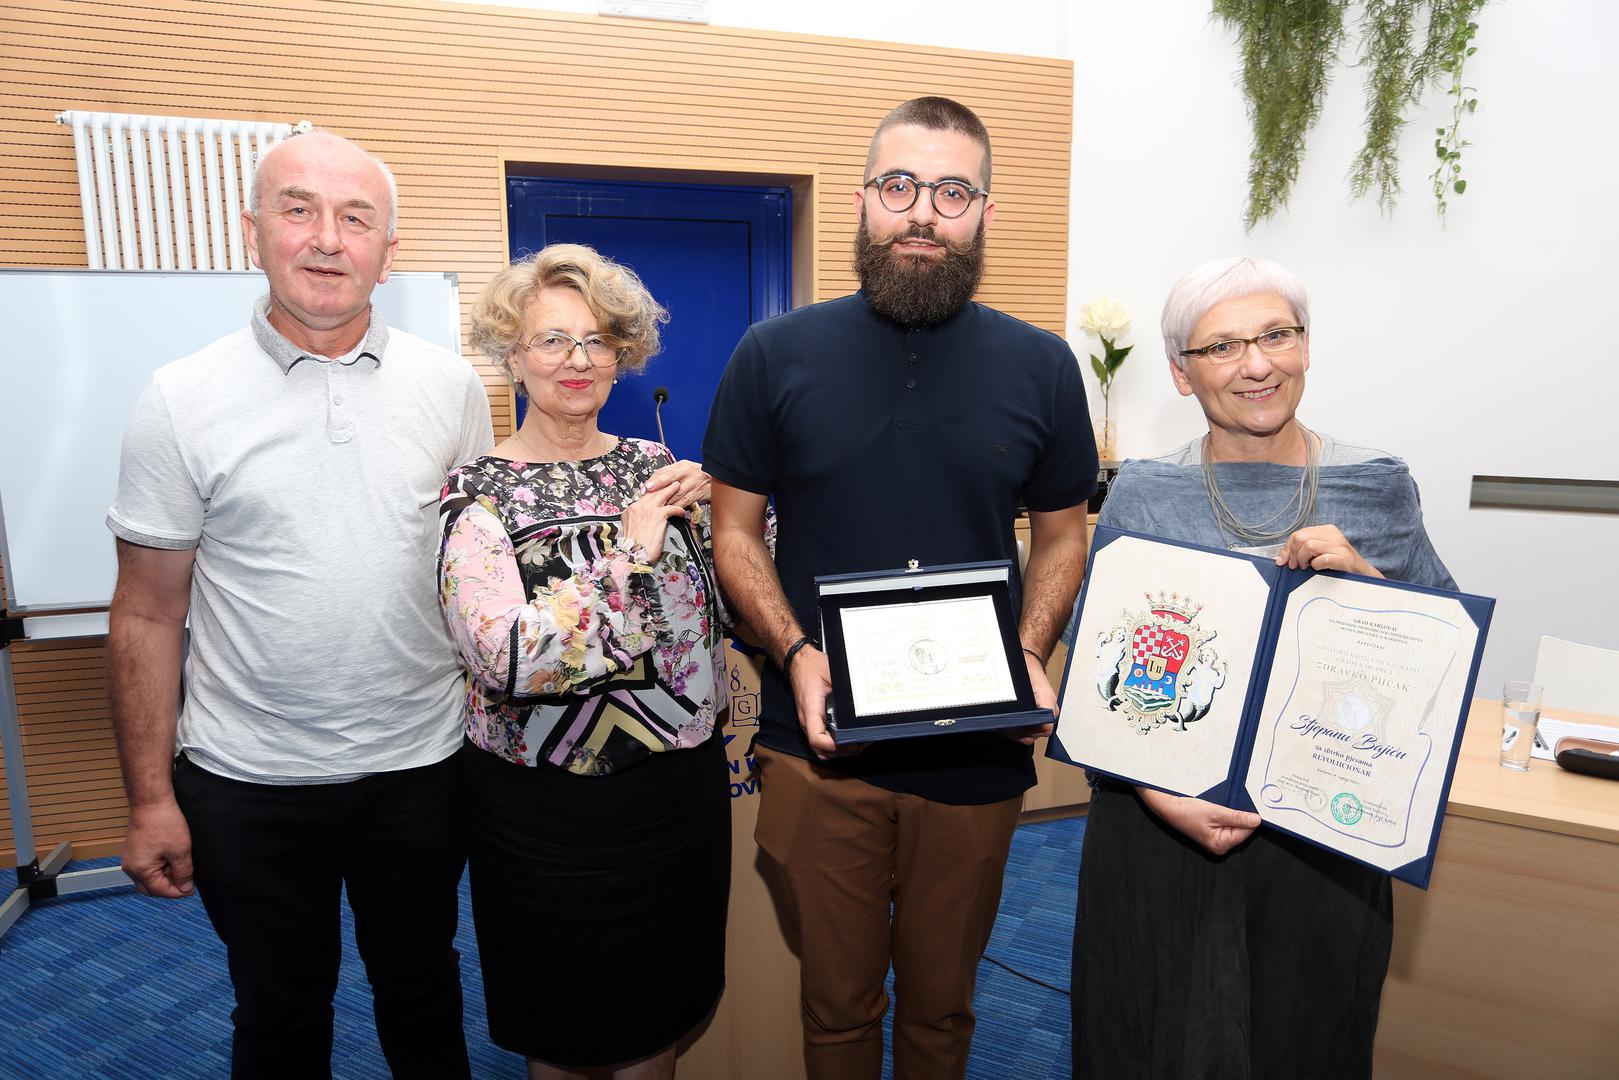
[1071,256,1456,1078]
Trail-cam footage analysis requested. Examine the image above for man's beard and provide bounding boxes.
[853,211,986,328]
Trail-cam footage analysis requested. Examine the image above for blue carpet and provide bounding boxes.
[0,816,1082,1078]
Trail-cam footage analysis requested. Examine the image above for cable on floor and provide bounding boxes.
[981,952,1071,996]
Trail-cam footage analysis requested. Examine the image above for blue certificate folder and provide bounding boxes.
[1049,528,1494,889]
[815,560,1053,744]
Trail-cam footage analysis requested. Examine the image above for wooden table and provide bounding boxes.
[1374,700,1619,1078]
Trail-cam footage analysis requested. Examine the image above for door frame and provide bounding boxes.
[494,150,821,435]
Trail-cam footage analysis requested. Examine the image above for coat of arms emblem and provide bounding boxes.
[1094,591,1227,733]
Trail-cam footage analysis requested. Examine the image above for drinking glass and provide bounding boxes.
[1499,680,1543,771]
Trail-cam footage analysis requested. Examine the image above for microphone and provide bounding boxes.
[653,386,670,445]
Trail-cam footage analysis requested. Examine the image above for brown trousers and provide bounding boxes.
[753,745,1024,1080]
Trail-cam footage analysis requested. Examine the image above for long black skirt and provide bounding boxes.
[1072,780,1392,1079]
[462,735,731,1068]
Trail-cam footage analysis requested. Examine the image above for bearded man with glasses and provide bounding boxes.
[703,96,1097,1079]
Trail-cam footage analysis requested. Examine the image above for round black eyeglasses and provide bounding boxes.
[864,173,989,219]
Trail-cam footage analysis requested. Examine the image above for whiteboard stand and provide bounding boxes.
[1,623,132,942]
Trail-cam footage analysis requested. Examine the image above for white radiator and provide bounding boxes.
[56,110,307,271]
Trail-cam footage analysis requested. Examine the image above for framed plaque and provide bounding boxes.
[816,560,1052,744]
[1050,528,1495,888]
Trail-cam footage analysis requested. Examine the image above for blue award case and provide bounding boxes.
[815,560,1053,744]
[1048,527,1495,889]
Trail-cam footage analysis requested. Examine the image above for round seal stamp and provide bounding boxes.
[907,639,947,676]
[1330,791,1364,826]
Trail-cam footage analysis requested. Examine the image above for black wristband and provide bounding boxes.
[783,635,819,675]
[1021,646,1047,665]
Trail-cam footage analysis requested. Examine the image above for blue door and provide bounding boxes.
[506,177,791,459]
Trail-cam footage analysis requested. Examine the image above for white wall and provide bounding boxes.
[1064,1,1619,696]
[465,0,1619,693]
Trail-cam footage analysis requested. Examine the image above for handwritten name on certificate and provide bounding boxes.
[1245,576,1477,873]
[838,596,1016,718]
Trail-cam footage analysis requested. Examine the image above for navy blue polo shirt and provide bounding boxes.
[703,292,1098,805]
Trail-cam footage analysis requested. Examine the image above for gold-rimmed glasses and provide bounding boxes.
[519,330,623,368]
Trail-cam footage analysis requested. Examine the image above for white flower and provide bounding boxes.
[1078,297,1131,340]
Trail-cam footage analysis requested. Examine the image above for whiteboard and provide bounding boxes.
[0,269,462,613]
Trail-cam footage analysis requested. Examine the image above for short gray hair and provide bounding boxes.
[248,130,399,238]
[1161,256,1310,368]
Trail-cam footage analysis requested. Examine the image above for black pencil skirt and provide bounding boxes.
[461,734,731,1068]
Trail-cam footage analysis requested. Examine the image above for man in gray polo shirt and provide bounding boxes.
[107,130,491,1078]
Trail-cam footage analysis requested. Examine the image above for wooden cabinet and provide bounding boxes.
[1023,639,1090,815]
[1373,702,1619,1078]
[1014,514,1096,817]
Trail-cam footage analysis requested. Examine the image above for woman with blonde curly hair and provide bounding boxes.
[438,244,729,1079]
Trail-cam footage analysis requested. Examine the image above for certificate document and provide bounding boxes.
[1245,576,1478,875]
[839,595,1017,717]
[1053,532,1274,797]
[1050,528,1493,888]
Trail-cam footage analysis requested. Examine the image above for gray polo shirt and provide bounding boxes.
[108,298,494,782]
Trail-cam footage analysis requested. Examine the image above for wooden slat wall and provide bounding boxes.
[1,640,128,862]
[0,0,1072,863]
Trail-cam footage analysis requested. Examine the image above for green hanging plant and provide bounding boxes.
[1347,0,1421,210]
[1213,0,1350,230]
[1426,2,1486,219]
[1214,0,1489,228]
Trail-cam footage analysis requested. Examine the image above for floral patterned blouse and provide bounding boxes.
[437,438,725,776]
